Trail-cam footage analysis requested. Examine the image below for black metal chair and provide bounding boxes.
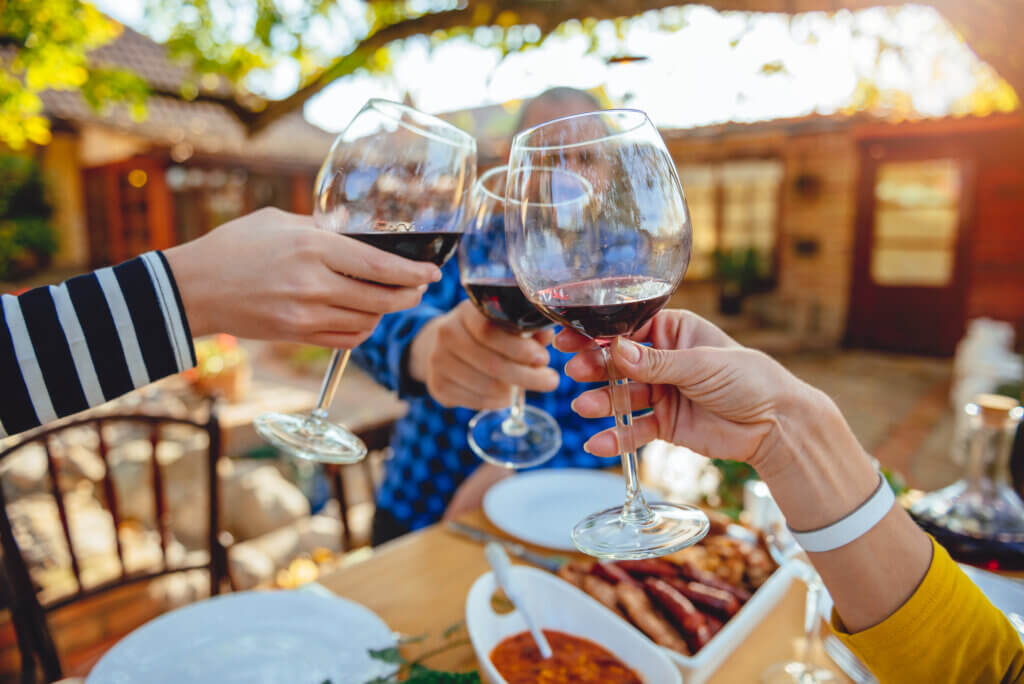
[0,409,230,683]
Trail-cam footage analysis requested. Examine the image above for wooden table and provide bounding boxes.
[318,510,854,683]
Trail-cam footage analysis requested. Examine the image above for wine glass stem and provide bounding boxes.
[803,573,824,663]
[600,342,654,526]
[311,349,352,423]
[501,386,529,437]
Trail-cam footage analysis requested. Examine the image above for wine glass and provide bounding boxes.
[459,165,562,468]
[505,109,709,559]
[745,482,838,684]
[255,99,476,464]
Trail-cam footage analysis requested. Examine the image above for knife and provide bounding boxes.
[447,521,567,573]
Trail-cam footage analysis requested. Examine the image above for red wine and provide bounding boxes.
[463,279,550,333]
[350,231,462,266]
[533,276,673,340]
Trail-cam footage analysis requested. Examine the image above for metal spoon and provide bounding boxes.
[485,542,553,659]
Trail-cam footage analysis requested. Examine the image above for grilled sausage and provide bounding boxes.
[669,579,741,617]
[615,581,690,655]
[581,574,628,619]
[591,561,642,586]
[679,561,752,602]
[614,559,680,579]
[643,578,712,650]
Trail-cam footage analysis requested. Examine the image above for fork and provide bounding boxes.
[823,634,877,684]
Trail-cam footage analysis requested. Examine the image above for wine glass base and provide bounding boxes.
[467,406,561,469]
[760,661,838,684]
[572,502,710,559]
[254,412,368,464]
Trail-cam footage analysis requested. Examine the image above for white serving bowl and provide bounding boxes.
[466,565,682,684]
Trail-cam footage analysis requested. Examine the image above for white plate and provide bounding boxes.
[483,469,659,551]
[466,565,681,684]
[87,591,397,684]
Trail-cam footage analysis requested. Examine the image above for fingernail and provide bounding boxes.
[417,284,428,293]
[570,397,582,414]
[429,267,442,282]
[582,439,595,455]
[544,368,560,385]
[618,338,641,364]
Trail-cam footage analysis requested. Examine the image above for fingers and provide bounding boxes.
[570,383,655,418]
[322,233,442,287]
[609,338,725,388]
[430,352,516,410]
[458,302,555,369]
[452,319,560,393]
[330,277,427,314]
[582,413,661,457]
[553,327,592,353]
[563,347,608,383]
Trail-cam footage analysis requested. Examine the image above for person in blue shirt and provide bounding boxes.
[353,88,619,544]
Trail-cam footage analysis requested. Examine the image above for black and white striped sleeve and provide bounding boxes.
[0,251,196,438]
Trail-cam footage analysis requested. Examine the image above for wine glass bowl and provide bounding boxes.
[459,165,562,469]
[256,99,476,464]
[505,109,706,559]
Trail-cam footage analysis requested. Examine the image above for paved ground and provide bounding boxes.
[776,350,956,490]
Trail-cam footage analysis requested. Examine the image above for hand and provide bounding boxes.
[408,300,560,410]
[556,309,828,479]
[163,208,440,348]
[442,463,513,521]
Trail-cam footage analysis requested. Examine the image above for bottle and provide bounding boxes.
[1012,398,1024,498]
[910,394,1024,569]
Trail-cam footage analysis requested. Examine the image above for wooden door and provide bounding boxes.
[847,140,974,356]
[82,157,175,267]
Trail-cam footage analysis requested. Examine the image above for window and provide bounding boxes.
[870,159,961,287]
[676,159,783,281]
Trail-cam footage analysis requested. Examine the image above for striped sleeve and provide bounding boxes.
[0,252,196,438]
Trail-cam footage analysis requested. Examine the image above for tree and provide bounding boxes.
[0,0,149,148]
[1,0,1020,149]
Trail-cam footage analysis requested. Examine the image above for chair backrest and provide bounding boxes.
[0,408,227,682]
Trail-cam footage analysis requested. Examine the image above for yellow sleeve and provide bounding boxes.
[831,538,1024,684]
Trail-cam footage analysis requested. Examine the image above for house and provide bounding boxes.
[36,27,335,270]
[442,98,1024,356]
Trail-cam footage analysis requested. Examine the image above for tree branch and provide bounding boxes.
[242,0,1021,136]
[244,0,696,135]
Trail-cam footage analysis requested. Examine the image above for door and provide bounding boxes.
[847,141,973,356]
[82,157,175,267]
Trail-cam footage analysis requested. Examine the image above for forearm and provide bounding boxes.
[1,252,195,437]
[760,388,932,632]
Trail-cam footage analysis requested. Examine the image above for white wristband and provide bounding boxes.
[789,474,895,553]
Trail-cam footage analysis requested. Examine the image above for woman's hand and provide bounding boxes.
[556,309,821,479]
[164,208,441,348]
[408,300,560,410]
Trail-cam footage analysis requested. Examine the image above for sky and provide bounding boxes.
[92,0,1009,134]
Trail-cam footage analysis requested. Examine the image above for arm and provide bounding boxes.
[1,252,194,437]
[558,311,1023,681]
[2,208,438,437]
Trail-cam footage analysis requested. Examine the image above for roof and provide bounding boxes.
[87,26,235,99]
[41,25,334,167]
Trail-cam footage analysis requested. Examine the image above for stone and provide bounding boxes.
[0,443,48,496]
[222,465,310,542]
[227,544,275,590]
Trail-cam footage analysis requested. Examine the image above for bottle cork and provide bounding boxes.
[973,393,1021,427]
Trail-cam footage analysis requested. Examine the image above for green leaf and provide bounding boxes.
[441,621,465,640]
[368,646,405,664]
